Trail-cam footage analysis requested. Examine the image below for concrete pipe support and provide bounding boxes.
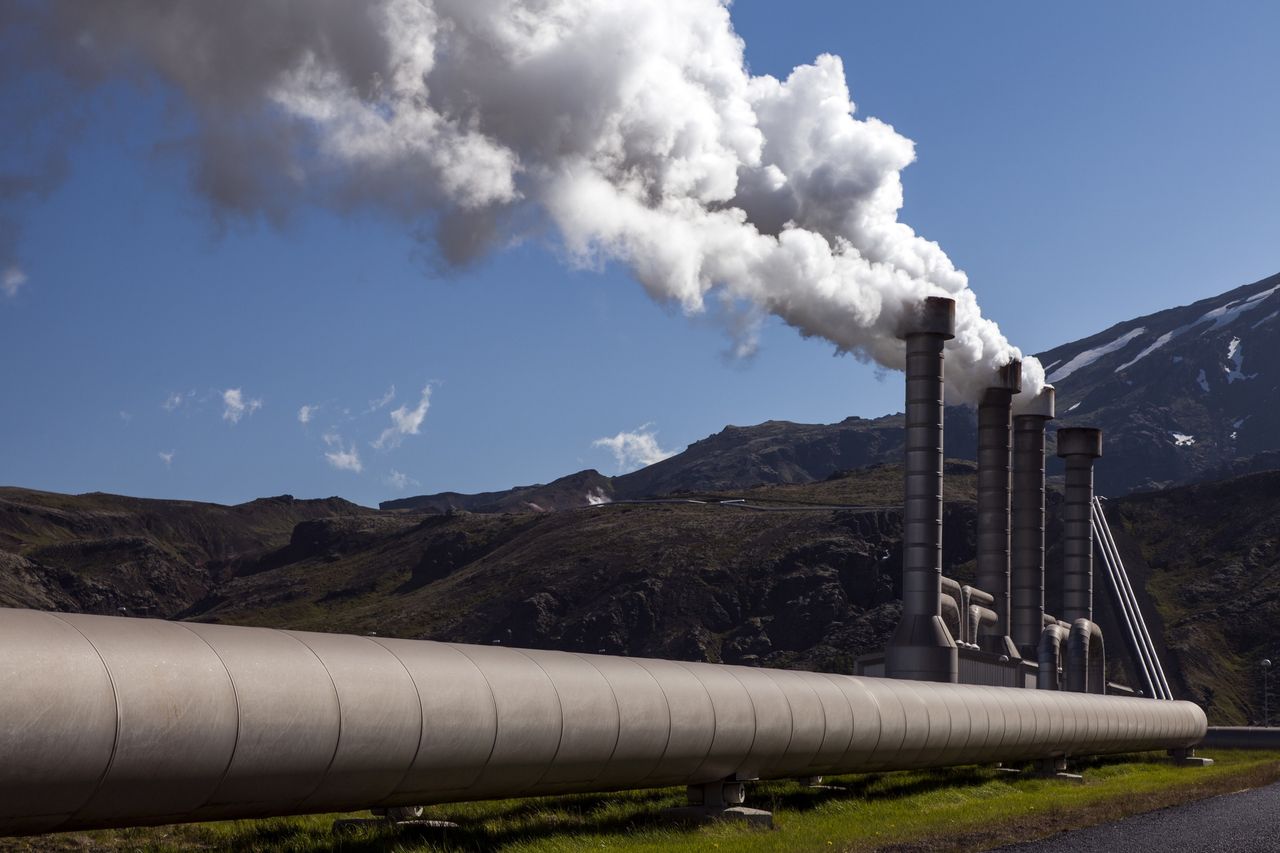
[1011,387,1055,659]
[0,607,1208,837]
[886,296,959,683]
[976,360,1022,658]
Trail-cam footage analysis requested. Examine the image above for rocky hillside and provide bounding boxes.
[1044,271,1280,495]
[1107,469,1280,724]
[0,489,369,616]
[383,411,978,512]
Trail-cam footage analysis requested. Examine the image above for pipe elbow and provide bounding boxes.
[1037,623,1068,690]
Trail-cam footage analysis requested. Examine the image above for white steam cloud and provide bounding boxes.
[2,1,1041,403]
[1,266,26,298]
[594,424,676,473]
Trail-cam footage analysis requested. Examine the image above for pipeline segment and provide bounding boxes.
[0,607,1207,837]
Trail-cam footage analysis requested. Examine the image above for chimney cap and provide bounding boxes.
[899,296,955,340]
[1056,426,1103,458]
[1014,385,1055,419]
[990,359,1023,393]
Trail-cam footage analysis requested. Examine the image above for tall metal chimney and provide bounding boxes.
[1010,386,1054,659]
[976,360,1022,658]
[1056,427,1103,623]
[885,296,958,683]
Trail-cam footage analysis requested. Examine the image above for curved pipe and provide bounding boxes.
[1038,623,1068,690]
[0,608,1206,837]
[940,592,962,644]
[968,605,998,647]
[1066,618,1106,694]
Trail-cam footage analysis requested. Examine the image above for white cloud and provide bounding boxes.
[384,469,418,491]
[366,385,396,413]
[222,388,263,424]
[2,267,26,298]
[323,433,363,473]
[158,450,175,468]
[373,385,432,450]
[298,404,318,424]
[593,424,677,473]
[118,410,133,424]
[162,391,192,412]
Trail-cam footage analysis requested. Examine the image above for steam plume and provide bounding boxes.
[1,0,1042,403]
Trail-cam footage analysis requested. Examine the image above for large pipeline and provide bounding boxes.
[0,607,1207,837]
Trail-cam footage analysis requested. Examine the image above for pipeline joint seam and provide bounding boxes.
[367,637,429,804]
[171,622,242,815]
[569,653,627,789]
[509,648,567,796]
[278,630,345,812]
[47,613,122,833]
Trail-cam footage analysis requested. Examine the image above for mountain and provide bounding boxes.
[382,412,978,511]
[1042,271,1280,495]
[0,489,370,617]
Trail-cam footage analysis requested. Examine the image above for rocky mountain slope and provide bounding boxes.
[1042,271,1280,495]
[383,411,978,512]
[0,488,369,617]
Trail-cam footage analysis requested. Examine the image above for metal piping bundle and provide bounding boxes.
[1011,386,1055,659]
[885,296,959,683]
[976,360,1022,658]
[0,607,1207,837]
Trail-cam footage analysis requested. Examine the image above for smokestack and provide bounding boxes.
[1056,427,1103,623]
[1010,386,1054,658]
[885,296,958,683]
[976,360,1022,658]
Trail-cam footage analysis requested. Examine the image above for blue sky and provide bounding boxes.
[2,1,1278,507]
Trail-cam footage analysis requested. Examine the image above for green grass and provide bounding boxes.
[9,751,1279,853]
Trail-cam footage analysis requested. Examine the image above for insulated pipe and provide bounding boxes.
[0,608,1207,837]
[886,296,959,683]
[1038,623,1068,690]
[1011,387,1055,658]
[1065,618,1106,694]
[1057,427,1103,624]
[977,360,1022,657]
[968,605,999,647]
[941,576,966,644]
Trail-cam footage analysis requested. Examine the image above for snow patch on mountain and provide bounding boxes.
[1171,432,1196,447]
[1049,327,1146,383]
[1199,284,1280,331]
[1117,330,1176,372]
[1196,369,1210,392]
[1223,336,1255,383]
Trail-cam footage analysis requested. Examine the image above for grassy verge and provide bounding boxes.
[6,751,1278,853]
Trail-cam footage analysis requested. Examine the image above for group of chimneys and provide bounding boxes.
[885,296,1103,684]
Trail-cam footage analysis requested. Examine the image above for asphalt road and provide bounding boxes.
[992,781,1280,852]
